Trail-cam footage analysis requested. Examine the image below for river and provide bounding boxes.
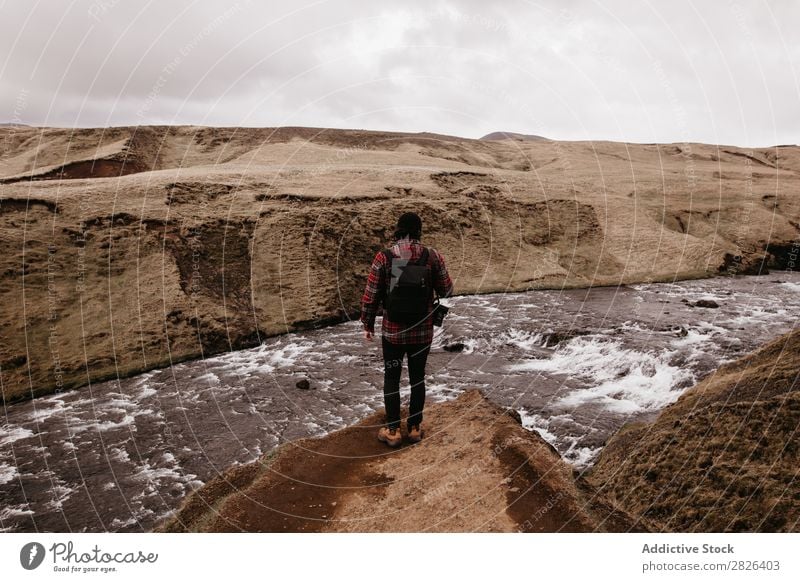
[1,273,799,532]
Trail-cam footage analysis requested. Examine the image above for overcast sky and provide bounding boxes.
[1,0,798,146]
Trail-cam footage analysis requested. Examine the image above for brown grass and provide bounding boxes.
[1,125,799,403]
[588,329,800,532]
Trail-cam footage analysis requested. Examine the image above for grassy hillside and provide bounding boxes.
[1,125,799,402]
[588,327,800,532]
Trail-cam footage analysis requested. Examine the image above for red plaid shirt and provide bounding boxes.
[360,238,453,345]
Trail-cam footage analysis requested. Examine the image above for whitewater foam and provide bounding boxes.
[0,503,34,522]
[110,446,131,463]
[511,337,694,413]
[564,444,601,467]
[453,328,546,355]
[43,483,74,511]
[518,411,559,445]
[780,281,800,292]
[68,408,153,435]
[0,462,18,485]
[195,372,220,384]
[0,425,34,446]
[425,381,463,402]
[110,516,140,529]
[27,396,72,423]
[131,459,184,484]
[137,386,158,400]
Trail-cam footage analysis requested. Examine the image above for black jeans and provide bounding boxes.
[381,337,431,430]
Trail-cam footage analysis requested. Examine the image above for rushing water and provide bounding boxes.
[1,273,799,532]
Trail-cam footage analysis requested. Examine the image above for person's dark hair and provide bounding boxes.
[393,211,422,240]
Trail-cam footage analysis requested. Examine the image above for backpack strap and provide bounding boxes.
[417,247,434,299]
[382,247,428,267]
[414,247,430,266]
[381,249,393,300]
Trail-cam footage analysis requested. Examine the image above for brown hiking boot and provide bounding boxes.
[407,424,423,443]
[377,426,402,448]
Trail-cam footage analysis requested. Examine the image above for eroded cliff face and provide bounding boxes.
[588,328,800,532]
[2,125,799,402]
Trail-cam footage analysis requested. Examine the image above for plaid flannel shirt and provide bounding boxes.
[360,238,453,345]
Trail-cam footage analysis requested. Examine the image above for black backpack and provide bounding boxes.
[382,247,432,324]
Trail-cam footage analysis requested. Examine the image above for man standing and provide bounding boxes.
[360,212,454,447]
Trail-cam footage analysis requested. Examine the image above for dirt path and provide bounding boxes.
[159,390,643,532]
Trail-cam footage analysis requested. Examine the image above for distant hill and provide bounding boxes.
[480,131,548,141]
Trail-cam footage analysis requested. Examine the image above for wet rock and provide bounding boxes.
[542,329,591,347]
[295,378,311,390]
[675,326,688,337]
[168,483,185,498]
[443,342,466,352]
[694,299,720,309]
[718,251,770,276]
[765,242,799,271]
[504,408,523,425]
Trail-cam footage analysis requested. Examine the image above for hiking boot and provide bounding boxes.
[407,424,424,443]
[378,426,402,448]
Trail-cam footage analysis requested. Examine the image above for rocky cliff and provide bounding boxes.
[2,125,799,402]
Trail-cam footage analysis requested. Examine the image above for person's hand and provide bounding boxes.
[364,330,374,341]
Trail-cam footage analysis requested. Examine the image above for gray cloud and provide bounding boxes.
[1,0,797,146]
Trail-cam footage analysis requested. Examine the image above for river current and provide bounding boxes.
[1,273,799,532]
